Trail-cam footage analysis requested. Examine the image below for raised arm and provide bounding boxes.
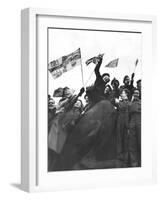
[94,56,103,78]
[130,73,135,87]
[64,87,85,112]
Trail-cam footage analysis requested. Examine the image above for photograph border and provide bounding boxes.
[21,8,157,192]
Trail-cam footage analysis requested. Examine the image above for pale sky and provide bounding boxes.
[48,28,142,97]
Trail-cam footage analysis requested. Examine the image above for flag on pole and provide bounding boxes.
[134,59,139,73]
[48,48,81,79]
[85,53,104,66]
[85,56,98,65]
[105,58,119,68]
[135,59,139,66]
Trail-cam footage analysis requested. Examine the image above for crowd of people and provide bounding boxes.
[48,54,141,169]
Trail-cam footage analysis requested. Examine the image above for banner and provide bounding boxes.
[105,58,119,68]
[85,54,104,66]
[85,56,97,65]
[48,48,81,79]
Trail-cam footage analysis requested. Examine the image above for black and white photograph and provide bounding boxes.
[48,27,142,172]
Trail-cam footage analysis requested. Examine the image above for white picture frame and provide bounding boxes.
[21,8,157,192]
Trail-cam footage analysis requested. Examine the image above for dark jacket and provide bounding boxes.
[87,58,106,104]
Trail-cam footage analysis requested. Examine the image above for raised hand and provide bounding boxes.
[78,87,85,96]
[131,73,135,79]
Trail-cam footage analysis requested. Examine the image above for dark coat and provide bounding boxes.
[86,58,106,104]
[116,99,131,163]
[128,98,141,166]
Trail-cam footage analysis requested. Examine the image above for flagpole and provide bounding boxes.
[134,59,139,74]
[79,48,85,89]
[85,70,95,86]
[84,54,105,87]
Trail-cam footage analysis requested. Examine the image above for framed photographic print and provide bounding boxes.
[21,8,157,192]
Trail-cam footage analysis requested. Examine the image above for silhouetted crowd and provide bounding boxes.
[48,55,141,168]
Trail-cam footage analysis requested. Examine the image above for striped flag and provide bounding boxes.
[85,56,98,65]
[48,48,81,79]
[85,53,104,66]
[105,58,119,68]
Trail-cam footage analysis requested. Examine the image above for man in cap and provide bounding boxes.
[87,54,110,104]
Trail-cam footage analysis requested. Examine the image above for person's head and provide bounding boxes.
[74,99,83,112]
[123,75,130,85]
[84,94,89,104]
[102,73,110,83]
[104,84,112,95]
[48,96,55,110]
[132,89,140,100]
[137,79,141,91]
[53,87,64,97]
[120,89,129,100]
[85,85,95,103]
[63,87,73,98]
[111,78,120,89]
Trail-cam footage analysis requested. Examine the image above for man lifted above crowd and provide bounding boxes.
[86,54,110,105]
